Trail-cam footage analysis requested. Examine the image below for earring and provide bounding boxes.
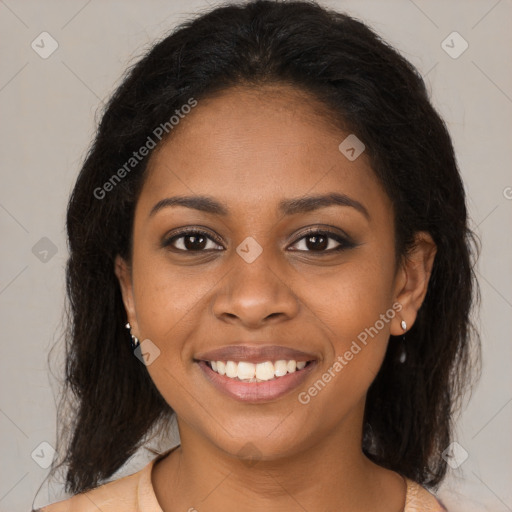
[125,322,140,350]
[399,320,407,364]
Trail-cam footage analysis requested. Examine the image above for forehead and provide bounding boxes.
[137,84,388,218]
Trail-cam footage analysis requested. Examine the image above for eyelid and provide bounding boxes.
[162,225,355,253]
[288,226,355,252]
[162,227,225,251]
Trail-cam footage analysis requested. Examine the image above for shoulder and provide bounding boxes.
[36,446,177,512]
[35,461,153,512]
[404,478,449,512]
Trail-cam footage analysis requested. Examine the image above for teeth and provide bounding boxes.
[207,359,310,381]
[225,361,238,378]
[237,361,256,380]
[255,361,274,381]
[216,361,226,376]
[274,360,288,377]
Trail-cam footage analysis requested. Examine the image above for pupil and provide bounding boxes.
[307,234,327,251]
[185,234,206,250]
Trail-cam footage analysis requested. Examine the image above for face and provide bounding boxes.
[116,84,435,460]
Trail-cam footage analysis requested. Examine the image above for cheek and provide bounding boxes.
[308,256,395,340]
[130,261,201,412]
[297,283,394,427]
[131,254,211,340]
[128,257,209,399]
[302,253,396,393]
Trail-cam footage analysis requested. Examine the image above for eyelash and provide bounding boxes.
[162,227,355,254]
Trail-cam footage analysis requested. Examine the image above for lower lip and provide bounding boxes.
[196,360,317,403]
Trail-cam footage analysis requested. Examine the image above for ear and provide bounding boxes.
[114,254,139,337]
[390,232,437,336]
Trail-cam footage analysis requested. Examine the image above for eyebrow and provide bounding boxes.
[149,192,370,220]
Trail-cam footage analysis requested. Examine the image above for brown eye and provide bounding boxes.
[289,229,354,253]
[163,229,224,252]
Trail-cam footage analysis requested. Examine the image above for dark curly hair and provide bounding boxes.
[40,0,480,500]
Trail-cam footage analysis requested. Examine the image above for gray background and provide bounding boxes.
[0,0,511,510]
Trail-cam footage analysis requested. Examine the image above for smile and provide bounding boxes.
[207,359,308,382]
[196,358,317,402]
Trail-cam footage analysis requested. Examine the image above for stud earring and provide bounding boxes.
[399,319,407,364]
[125,322,140,350]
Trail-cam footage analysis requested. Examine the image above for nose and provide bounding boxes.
[211,247,300,329]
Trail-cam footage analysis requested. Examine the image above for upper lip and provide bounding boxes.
[195,344,317,364]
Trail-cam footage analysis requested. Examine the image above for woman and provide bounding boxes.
[33,0,480,510]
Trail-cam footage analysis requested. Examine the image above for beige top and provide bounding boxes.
[36,448,447,512]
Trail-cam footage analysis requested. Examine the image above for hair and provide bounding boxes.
[45,0,480,498]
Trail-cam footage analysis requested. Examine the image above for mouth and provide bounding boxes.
[203,359,313,382]
[194,345,318,402]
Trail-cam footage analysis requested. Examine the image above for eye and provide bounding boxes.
[289,228,354,253]
[162,229,224,252]
[162,227,355,254]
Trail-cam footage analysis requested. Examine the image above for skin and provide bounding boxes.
[115,84,436,512]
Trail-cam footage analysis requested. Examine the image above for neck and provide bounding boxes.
[152,402,406,512]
